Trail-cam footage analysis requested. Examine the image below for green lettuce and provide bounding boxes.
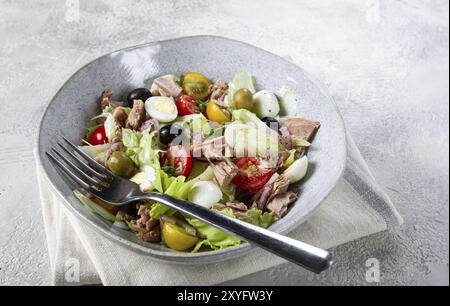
[150,168,175,194]
[78,143,110,164]
[73,190,116,222]
[232,109,267,129]
[292,137,311,148]
[283,149,297,169]
[149,166,215,219]
[220,183,236,203]
[175,113,213,136]
[187,161,209,180]
[99,107,117,141]
[122,129,161,169]
[122,129,168,195]
[149,176,187,219]
[122,128,140,148]
[224,72,256,107]
[230,71,256,93]
[187,209,241,252]
[238,208,275,229]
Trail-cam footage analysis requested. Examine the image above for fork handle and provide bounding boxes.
[139,193,332,273]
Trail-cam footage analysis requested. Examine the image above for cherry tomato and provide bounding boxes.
[182,72,211,100]
[88,126,108,145]
[162,222,198,251]
[232,157,273,191]
[206,100,230,123]
[161,145,193,177]
[177,95,200,116]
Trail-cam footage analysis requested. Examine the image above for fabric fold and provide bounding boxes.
[35,126,402,285]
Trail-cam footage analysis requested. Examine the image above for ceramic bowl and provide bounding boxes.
[37,36,347,264]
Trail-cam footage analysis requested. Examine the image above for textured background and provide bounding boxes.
[0,0,448,285]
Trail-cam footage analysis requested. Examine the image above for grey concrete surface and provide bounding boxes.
[0,0,448,285]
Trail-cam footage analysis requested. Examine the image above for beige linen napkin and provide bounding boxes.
[35,127,402,285]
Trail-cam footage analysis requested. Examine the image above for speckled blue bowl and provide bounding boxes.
[37,36,347,264]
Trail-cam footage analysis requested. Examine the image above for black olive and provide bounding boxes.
[159,124,184,146]
[126,88,151,107]
[261,117,280,131]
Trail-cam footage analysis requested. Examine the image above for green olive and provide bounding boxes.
[182,72,211,100]
[232,88,254,110]
[107,151,136,178]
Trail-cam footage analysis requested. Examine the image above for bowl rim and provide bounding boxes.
[35,35,347,263]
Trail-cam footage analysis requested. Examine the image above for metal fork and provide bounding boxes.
[46,137,332,273]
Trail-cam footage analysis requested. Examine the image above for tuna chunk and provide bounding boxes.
[126,99,145,130]
[266,192,298,218]
[201,136,228,160]
[211,158,238,187]
[209,80,228,105]
[129,204,161,242]
[252,174,290,211]
[116,204,138,223]
[113,107,128,127]
[152,75,182,98]
[110,107,128,142]
[283,118,321,142]
[98,89,124,110]
[211,201,248,217]
[279,126,293,150]
[283,118,320,155]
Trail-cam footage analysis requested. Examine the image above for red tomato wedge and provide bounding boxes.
[161,145,193,177]
[177,95,200,116]
[88,125,108,145]
[232,157,273,191]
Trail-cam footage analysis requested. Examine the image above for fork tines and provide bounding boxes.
[46,137,111,193]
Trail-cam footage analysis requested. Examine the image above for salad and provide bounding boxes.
[75,71,320,252]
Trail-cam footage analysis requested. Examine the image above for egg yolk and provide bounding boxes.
[154,99,176,113]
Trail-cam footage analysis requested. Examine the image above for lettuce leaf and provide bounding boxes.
[283,149,297,169]
[224,72,256,107]
[174,113,213,136]
[187,161,209,180]
[292,137,311,148]
[137,130,161,167]
[103,109,118,141]
[122,129,167,194]
[149,176,187,219]
[238,208,275,229]
[78,143,110,164]
[220,183,236,203]
[160,169,176,191]
[188,164,215,183]
[149,166,215,219]
[226,72,256,106]
[122,129,161,169]
[187,209,241,252]
[122,128,140,148]
[232,109,266,129]
[231,71,256,94]
[73,190,116,222]
[188,208,274,252]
